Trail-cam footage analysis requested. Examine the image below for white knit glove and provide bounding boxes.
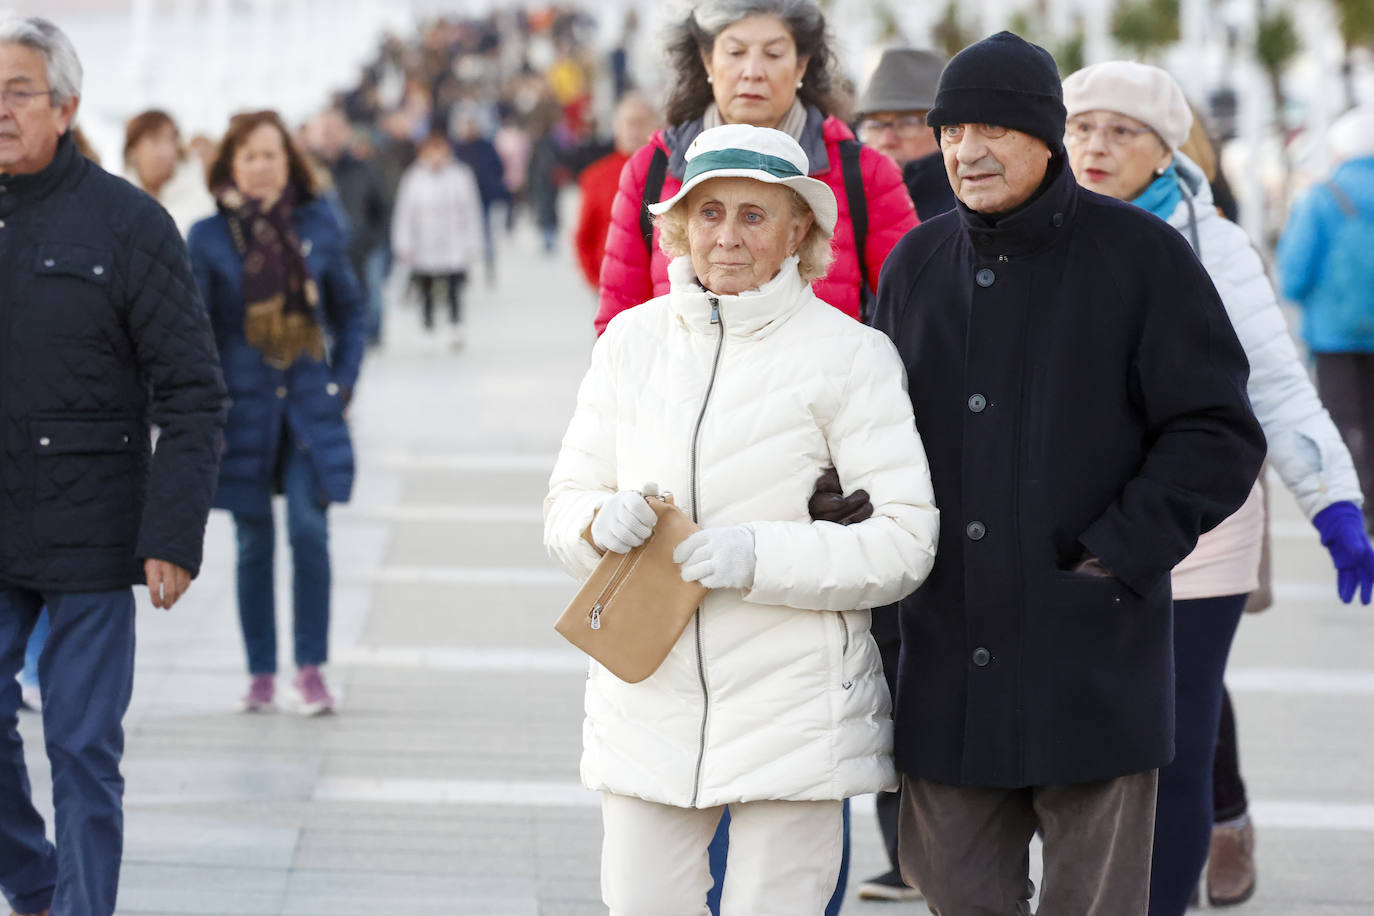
[674,525,756,590]
[590,488,659,554]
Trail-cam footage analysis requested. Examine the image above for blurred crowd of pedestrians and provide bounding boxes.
[3,2,1374,915]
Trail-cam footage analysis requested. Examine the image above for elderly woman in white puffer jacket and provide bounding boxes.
[544,123,938,916]
[1063,61,1374,916]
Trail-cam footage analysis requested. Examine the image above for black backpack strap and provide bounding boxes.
[839,140,873,322]
[1327,181,1358,218]
[641,146,669,254]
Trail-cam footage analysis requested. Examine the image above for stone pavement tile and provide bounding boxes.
[384,518,549,569]
[361,582,576,648]
[279,870,538,916]
[123,813,299,869]
[1232,693,1374,801]
[117,864,288,914]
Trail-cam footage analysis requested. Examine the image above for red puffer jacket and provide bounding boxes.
[594,114,917,335]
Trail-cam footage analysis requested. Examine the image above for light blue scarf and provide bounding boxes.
[1131,160,1183,222]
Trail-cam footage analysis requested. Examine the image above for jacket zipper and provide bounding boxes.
[689,296,725,806]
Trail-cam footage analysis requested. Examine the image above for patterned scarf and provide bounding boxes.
[216,183,324,368]
[702,98,809,142]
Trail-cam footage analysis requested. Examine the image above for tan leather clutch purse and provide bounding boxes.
[555,488,707,683]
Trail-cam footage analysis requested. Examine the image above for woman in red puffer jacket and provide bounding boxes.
[595,0,916,335]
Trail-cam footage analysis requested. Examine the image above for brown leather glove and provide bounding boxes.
[808,467,874,525]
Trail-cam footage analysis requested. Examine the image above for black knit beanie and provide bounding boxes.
[925,31,1067,151]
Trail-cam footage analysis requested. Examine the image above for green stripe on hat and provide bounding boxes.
[684,148,805,183]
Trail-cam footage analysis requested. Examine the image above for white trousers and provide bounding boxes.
[600,792,844,916]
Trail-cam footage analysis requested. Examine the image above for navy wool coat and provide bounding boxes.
[873,157,1266,788]
[188,196,367,516]
[0,134,228,590]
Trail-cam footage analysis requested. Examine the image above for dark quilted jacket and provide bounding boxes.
[188,197,367,516]
[0,134,229,591]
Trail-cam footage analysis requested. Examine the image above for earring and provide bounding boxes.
[707,75,713,84]
[796,80,804,90]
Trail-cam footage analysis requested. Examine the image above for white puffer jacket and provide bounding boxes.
[390,159,482,273]
[545,256,939,808]
[1169,154,1362,599]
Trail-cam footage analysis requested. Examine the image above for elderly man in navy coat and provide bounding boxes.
[0,17,226,916]
[872,32,1265,914]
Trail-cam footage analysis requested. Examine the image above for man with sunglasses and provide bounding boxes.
[872,32,1266,914]
[855,48,955,221]
[0,18,226,916]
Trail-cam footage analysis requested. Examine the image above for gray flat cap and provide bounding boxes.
[857,48,948,115]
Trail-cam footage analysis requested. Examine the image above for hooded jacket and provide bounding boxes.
[547,256,939,806]
[594,109,916,335]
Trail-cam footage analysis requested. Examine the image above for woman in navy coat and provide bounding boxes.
[188,111,367,715]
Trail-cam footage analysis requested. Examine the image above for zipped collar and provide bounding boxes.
[0,131,80,211]
[666,255,811,341]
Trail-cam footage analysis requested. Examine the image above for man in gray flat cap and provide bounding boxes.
[856,48,955,221]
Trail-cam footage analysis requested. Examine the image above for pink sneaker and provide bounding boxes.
[293,665,334,716]
[238,674,275,712]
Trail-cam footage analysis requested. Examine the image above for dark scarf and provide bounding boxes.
[216,183,324,368]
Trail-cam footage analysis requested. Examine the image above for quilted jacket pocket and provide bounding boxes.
[31,417,144,551]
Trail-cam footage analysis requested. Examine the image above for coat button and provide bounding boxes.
[968,393,987,413]
[92,265,104,276]
[326,382,339,396]
[972,647,991,667]
[275,386,288,398]
[38,436,50,447]
[966,521,986,541]
[975,268,995,287]
[1052,212,1064,228]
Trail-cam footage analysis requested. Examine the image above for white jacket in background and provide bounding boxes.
[1169,154,1362,599]
[390,159,482,273]
[545,256,939,808]
[124,160,215,239]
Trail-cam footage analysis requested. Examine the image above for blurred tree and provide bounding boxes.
[1056,30,1087,76]
[933,0,973,59]
[873,0,905,44]
[1256,3,1300,204]
[1111,0,1181,61]
[1333,0,1374,107]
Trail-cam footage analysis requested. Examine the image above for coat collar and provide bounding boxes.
[955,153,1078,258]
[666,254,811,341]
[0,131,80,210]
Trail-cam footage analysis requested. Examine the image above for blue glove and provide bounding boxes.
[1313,501,1374,604]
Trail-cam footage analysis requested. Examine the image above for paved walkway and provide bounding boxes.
[15,218,1374,914]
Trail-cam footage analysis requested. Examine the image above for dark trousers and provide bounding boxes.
[1316,352,1374,525]
[898,770,1159,915]
[1149,594,1247,916]
[870,607,902,871]
[233,443,331,674]
[1212,688,1248,821]
[413,271,467,329]
[0,586,136,916]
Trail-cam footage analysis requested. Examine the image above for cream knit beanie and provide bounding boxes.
[1062,61,1193,151]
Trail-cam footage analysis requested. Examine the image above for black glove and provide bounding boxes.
[808,467,873,526]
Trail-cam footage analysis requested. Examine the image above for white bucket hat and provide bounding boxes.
[647,124,838,237]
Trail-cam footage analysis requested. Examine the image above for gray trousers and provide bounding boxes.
[897,770,1159,915]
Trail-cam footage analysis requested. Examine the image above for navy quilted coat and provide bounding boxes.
[0,134,228,591]
[187,196,367,516]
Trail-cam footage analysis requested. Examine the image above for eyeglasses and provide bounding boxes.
[1064,119,1155,148]
[938,124,1009,143]
[0,87,57,110]
[857,114,927,142]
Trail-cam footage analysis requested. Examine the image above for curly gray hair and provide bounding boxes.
[0,17,82,105]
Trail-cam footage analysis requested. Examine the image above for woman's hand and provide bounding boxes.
[675,525,756,590]
[591,489,660,554]
[1313,501,1374,604]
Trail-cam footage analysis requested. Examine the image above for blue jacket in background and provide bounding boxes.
[187,196,367,516]
[454,137,509,208]
[1277,157,1374,353]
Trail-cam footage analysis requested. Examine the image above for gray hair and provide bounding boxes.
[0,17,82,105]
[661,0,837,126]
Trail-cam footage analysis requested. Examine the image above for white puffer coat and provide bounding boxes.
[1169,154,1362,599]
[545,256,939,808]
[390,159,482,273]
